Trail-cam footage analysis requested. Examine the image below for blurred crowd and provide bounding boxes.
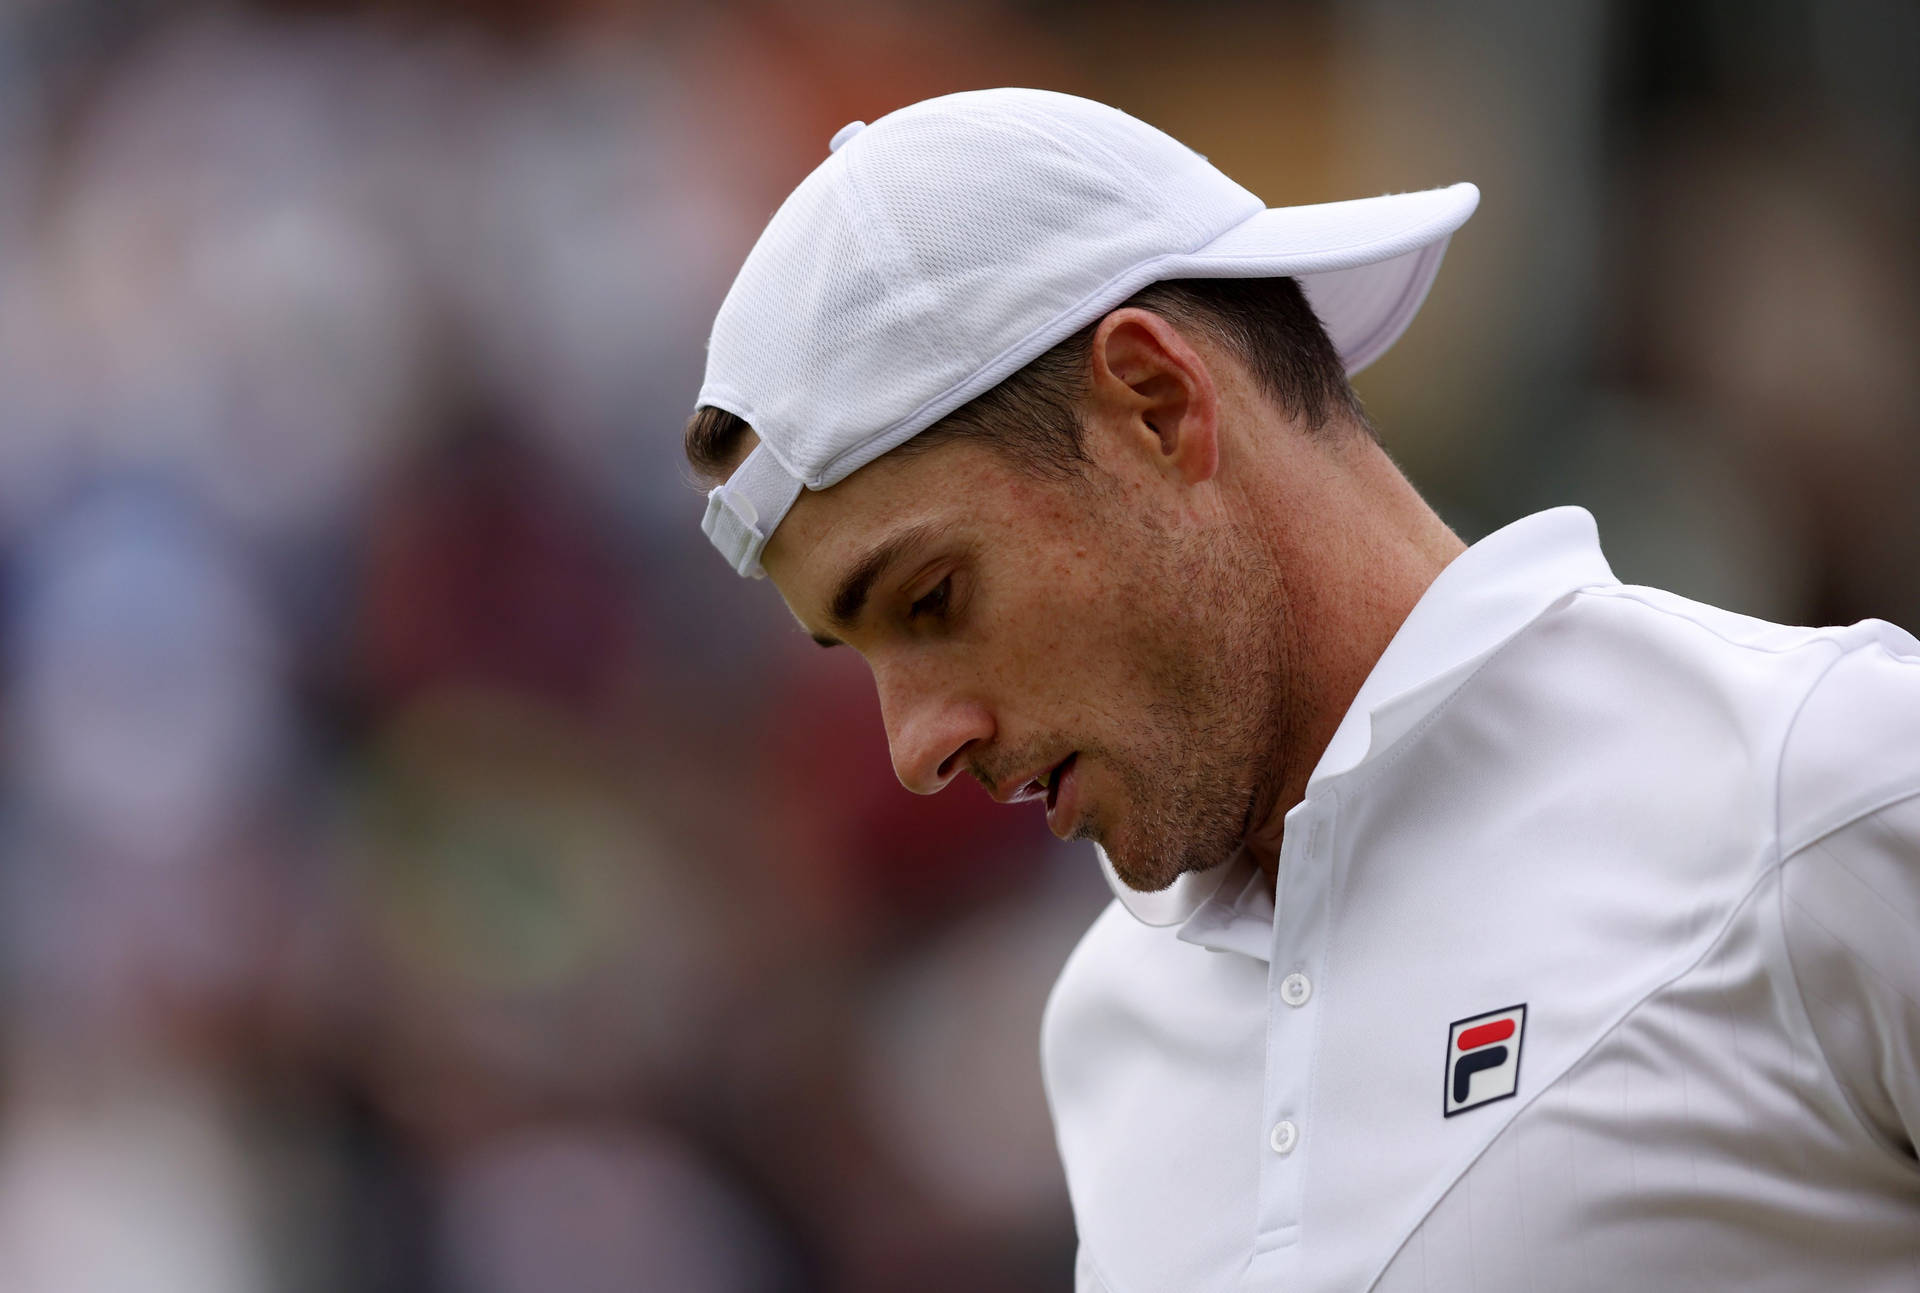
[0,1,1913,1290]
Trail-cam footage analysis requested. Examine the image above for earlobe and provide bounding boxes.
[1088,308,1221,486]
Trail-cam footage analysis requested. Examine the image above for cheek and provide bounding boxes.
[966,479,1180,718]
[978,553,1169,725]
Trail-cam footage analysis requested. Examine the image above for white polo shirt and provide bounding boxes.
[1042,507,1920,1293]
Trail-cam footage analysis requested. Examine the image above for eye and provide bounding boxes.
[908,576,952,622]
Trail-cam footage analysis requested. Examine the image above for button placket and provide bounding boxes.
[1253,800,1335,1262]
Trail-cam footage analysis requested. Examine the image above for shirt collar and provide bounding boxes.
[1100,507,1619,932]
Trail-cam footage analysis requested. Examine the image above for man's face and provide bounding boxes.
[761,432,1293,893]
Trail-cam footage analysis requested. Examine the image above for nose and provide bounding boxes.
[874,662,993,795]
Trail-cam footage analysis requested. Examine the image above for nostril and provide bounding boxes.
[936,740,976,783]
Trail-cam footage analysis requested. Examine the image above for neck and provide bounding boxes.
[1239,433,1465,884]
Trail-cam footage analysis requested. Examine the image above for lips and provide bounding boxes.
[1044,754,1074,811]
[1044,753,1080,838]
[990,752,1082,835]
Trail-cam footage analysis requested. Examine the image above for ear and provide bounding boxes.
[1085,307,1221,486]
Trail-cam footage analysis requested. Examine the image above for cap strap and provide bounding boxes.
[701,443,804,578]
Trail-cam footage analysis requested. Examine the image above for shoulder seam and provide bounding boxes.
[1578,585,1833,657]
[1769,646,1920,1167]
[1773,636,1920,860]
[1772,639,1853,874]
[1772,805,1920,1169]
[1779,784,1920,865]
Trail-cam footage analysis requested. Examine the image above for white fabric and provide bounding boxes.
[1105,507,1615,926]
[697,88,1478,577]
[1043,507,1920,1293]
[700,442,803,578]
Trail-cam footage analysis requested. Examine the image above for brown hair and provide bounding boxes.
[683,275,1369,485]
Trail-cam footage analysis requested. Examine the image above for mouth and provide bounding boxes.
[1002,753,1067,804]
[1043,753,1080,838]
[1044,754,1076,812]
[994,753,1081,834]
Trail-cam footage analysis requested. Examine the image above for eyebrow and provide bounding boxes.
[812,521,949,647]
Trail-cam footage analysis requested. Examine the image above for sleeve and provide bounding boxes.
[1776,628,1920,1161]
[1781,793,1920,1160]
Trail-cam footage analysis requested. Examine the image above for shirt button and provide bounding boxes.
[1269,1120,1299,1155]
[1279,972,1312,1007]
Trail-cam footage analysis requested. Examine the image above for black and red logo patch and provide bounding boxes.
[1444,1003,1526,1117]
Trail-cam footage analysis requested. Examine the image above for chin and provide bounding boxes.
[1101,813,1243,894]
[1098,833,1188,895]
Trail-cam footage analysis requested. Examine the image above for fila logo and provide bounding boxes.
[1444,1003,1527,1117]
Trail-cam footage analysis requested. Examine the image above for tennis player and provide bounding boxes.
[684,89,1920,1292]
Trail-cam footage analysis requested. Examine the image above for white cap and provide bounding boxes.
[699,88,1478,577]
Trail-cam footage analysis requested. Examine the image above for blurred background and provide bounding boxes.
[0,0,1914,1288]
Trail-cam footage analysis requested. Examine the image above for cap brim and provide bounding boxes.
[1161,181,1479,374]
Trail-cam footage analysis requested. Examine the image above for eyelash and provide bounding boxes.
[908,576,953,622]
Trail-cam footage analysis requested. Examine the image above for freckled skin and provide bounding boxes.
[750,309,1464,893]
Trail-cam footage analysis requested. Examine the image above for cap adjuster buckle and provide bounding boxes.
[700,442,804,579]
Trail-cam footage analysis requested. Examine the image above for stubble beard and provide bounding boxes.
[1092,523,1291,894]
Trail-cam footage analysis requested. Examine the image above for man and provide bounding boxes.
[683,89,1920,1292]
